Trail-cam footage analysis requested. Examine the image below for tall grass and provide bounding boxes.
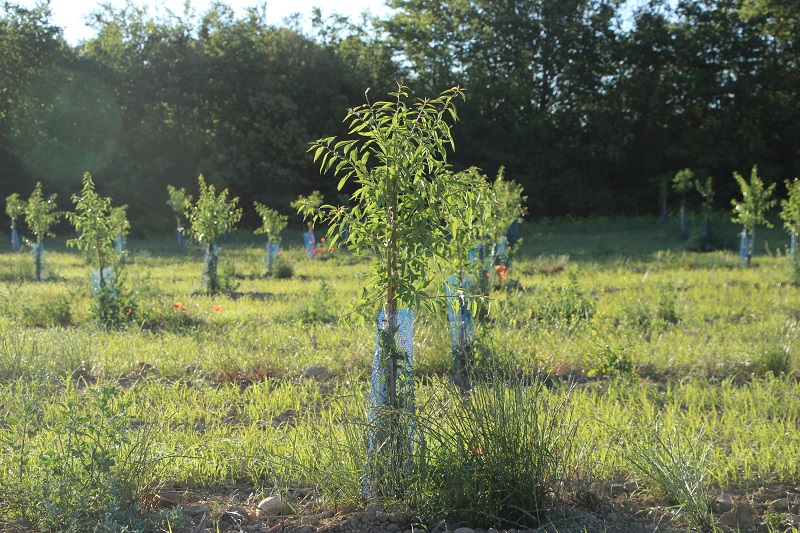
[1,219,800,530]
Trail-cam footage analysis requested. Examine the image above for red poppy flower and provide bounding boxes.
[212,305,222,312]
[321,237,326,243]
[474,447,484,455]
[174,302,183,309]
[313,249,318,254]
[182,308,187,313]
[125,308,132,314]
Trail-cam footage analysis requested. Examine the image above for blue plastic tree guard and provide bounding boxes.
[200,244,220,288]
[740,229,753,266]
[31,242,48,281]
[11,227,20,252]
[175,229,187,251]
[363,308,415,497]
[266,242,280,269]
[91,267,116,294]
[304,229,315,257]
[445,276,475,375]
[116,234,126,264]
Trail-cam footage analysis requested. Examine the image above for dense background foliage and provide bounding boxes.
[1,0,798,232]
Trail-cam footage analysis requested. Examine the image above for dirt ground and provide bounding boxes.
[155,480,800,533]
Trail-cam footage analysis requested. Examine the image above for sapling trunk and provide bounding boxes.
[385,167,399,410]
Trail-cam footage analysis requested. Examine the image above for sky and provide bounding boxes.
[16,0,394,44]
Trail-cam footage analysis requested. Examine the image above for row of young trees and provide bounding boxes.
[1,0,798,228]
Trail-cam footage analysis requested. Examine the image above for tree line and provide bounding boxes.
[1,0,798,234]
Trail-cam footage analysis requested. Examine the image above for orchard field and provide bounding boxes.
[1,217,800,533]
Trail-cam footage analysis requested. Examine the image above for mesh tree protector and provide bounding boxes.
[91,267,116,298]
[740,229,754,266]
[363,309,415,498]
[200,244,220,289]
[266,242,280,269]
[116,233,127,265]
[31,242,48,281]
[11,227,20,252]
[175,229,187,251]
[445,276,475,375]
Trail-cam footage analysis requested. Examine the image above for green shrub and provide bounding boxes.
[0,383,177,531]
[273,258,294,279]
[529,272,594,323]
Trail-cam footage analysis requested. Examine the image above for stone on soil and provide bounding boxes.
[718,502,756,530]
[258,495,287,515]
[769,498,791,511]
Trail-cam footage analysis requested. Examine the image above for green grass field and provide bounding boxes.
[1,216,799,532]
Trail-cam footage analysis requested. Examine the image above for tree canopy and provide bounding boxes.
[1,0,798,232]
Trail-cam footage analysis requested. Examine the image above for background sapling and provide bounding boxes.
[166,185,192,251]
[731,165,776,267]
[66,173,135,327]
[695,176,714,251]
[486,168,527,278]
[185,175,242,293]
[24,183,59,281]
[780,178,800,281]
[6,193,25,252]
[673,168,694,239]
[292,191,323,256]
[253,202,287,275]
[110,205,130,263]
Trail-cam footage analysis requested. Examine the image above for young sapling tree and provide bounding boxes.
[166,185,192,251]
[443,167,490,375]
[185,175,242,292]
[486,168,527,279]
[6,193,25,252]
[253,202,287,275]
[695,176,714,251]
[780,178,800,281]
[731,165,776,267]
[24,182,60,281]
[302,84,479,497]
[67,173,134,326]
[110,205,130,263]
[291,191,323,256]
[673,168,694,239]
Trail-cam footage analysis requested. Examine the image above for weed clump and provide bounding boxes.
[529,273,594,323]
